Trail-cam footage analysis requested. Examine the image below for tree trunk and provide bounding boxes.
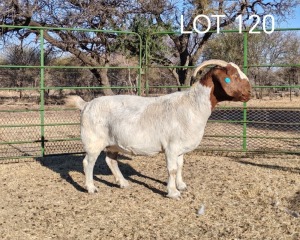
[177,68,193,90]
[177,68,187,87]
[177,48,193,90]
[90,68,114,96]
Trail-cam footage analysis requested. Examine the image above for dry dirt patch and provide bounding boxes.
[0,152,299,239]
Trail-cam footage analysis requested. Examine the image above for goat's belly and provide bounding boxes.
[106,144,162,156]
[106,132,163,156]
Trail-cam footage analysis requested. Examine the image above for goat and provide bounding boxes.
[66,59,251,199]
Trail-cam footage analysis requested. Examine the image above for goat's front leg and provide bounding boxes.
[176,154,187,191]
[165,152,181,199]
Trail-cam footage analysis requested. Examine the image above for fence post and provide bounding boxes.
[40,29,45,157]
[242,31,248,152]
[136,33,143,96]
[145,34,150,96]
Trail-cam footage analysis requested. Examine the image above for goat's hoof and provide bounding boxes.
[177,182,187,191]
[120,180,130,189]
[167,190,181,199]
[87,185,98,194]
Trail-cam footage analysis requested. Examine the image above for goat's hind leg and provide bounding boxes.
[83,150,102,193]
[105,151,129,189]
[83,151,101,193]
[83,138,105,194]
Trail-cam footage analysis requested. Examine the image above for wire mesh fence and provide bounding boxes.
[1,98,299,160]
[202,105,300,153]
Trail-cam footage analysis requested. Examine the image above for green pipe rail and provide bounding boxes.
[0,25,299,160]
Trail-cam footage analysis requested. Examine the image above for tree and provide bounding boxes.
[1,45,54,98]
[125,15,178,92]
[0,0,137,95]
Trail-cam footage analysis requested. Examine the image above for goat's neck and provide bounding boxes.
[185,82,214,115]
[196,73,218,110]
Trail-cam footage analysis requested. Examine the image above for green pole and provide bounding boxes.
[40,29,45,157]
[137,33,142,96]
[145,34,149,96]
[243,31,248,152]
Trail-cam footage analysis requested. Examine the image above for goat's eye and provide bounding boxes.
[224,77,231,83]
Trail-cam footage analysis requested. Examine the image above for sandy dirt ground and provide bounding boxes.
[0,151,299,240]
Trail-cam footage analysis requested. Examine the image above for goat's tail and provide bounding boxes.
[65,95,87,111]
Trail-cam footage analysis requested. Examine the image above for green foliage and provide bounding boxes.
[202,32,244,65]
[3,45,54,66]
[113,15,174,65]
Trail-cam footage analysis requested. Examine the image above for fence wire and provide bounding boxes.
[201,106,300,153]
[1,100,299,160]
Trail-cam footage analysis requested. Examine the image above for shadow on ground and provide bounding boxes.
[235,159,300,174]
[35,152,166,196]
[288,191,300,214]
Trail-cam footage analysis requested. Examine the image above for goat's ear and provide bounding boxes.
[212,66,237,97]
[191,76,197,85]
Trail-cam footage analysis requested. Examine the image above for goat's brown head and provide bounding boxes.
[193,59,252,108]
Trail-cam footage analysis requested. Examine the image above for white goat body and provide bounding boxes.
[75,85,211,157]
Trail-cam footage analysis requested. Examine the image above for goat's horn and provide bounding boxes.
[193,59,228,77]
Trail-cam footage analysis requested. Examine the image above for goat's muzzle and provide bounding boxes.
[241,93,251,102]
[240,85,252,102]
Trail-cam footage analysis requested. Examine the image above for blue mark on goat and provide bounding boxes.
[225,77,231,83]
